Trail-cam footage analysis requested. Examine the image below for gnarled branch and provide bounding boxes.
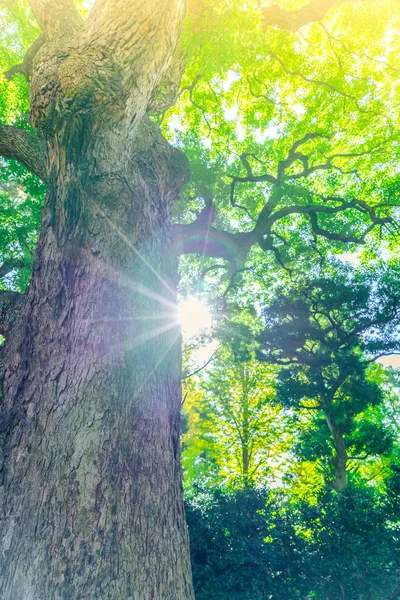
[308,209,390,245]
[172,221,252,260]
[174,193,392,262]
[261,0,360,32]
[0,125,48,182]
[5,34,46,82]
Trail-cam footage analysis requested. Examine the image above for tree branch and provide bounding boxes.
[172,221,252,260]
[4,34,46,82]
[308,210,390,244]
[182,351,218,379]
[28,0,83,39]
[175,133,392,262]
[174,196,392,261]
[149,48,186,114]
[0,125,48,182]
[81,0,186,122]
[0,290,23,338]
[261,0,360,32]
[269,50,372,113]
[0,260,29,280]
[337,301,399,349]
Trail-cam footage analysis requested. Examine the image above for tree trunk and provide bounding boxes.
[323,408,348,491]
[0,1,195,588]
[242,445,250,483]
[0,110,194,598]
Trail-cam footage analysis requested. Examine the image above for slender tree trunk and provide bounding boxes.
[240,365,251,486]
[0,1,195,595]
[323,407,348,491]
[242,445,250,482]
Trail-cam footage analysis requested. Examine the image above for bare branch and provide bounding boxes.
[261,0,361,32]
[0,125,48,182]
[5,34,46,82]
[182,351,218,379]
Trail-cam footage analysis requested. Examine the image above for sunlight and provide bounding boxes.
[178,296,212,338]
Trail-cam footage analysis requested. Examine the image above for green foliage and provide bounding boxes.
[183,348,293,488]
[0,2,45,291]
[0,167,45,291]
[186,480,400,600]
[169,0,400,292]
[256,259,400,484]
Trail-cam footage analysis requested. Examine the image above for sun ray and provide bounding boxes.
[131,325,182,401]
[96,203,177,298]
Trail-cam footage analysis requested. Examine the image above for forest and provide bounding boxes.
[1,0,400,598]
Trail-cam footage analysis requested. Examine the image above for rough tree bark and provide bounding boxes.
[0,0,195,598]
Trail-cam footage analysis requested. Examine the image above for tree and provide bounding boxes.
[182,348,292,488]
[1,0,400,597]
[258,260,400,490]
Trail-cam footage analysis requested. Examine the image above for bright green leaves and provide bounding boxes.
[182,347,293,488]
[0,163,44,291]
[0,2,47,290]
[168,0,400,281]
[0,0,38,121]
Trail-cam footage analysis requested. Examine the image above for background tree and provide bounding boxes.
[183,347,292,488]
[258,260,400,490]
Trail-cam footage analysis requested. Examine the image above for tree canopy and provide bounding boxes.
[2,0,400,598]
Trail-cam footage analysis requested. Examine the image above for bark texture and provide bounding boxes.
[0,0,195,598]
[0,291,23,338]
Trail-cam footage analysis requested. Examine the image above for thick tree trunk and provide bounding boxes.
[0,104,194,600]
[0,0,195,596]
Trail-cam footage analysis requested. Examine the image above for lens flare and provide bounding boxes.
[178,297,212,338]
